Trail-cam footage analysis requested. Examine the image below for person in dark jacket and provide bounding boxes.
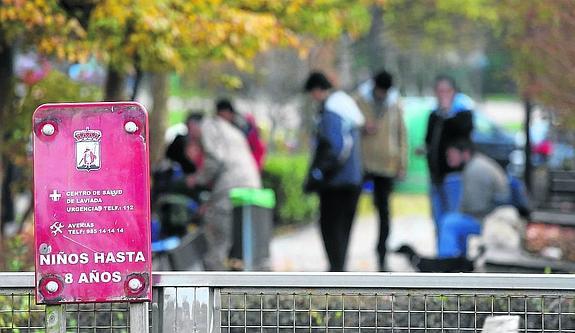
[165,112,204,174]
[424,75,474,243]
[303,71,364,272]
[154,112,205,199]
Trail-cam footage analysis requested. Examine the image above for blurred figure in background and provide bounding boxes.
[355,69,407,271]
[303,71,364,272]
[439,139,510,258]
[424,75,474,244]
[165,112,205,175]
[187,100,261,270]
[396,139,510,272]
[214,99,267,173]
[153,112,204,202]
[151,112,205,240]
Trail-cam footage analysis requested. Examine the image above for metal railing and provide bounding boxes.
[0,272,573,332]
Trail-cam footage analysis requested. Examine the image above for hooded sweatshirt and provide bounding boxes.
[196,116,261,196]
[306,90,364,191]
[355,80,407,177]
[425,92,474,183]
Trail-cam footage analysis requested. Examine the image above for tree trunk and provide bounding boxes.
[338,34,353,90]
[366,5,385,72]
[524,98,533,192]
[148,72,169,167]
[0,36,15,241]
[104,66,126,101]
[0,40,13,119]
[130,67,143,101]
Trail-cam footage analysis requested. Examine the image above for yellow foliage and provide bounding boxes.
[1,0,378,73]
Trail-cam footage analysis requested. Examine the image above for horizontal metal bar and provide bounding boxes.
[2,272,574,291]
[151,272,575,290]
[0,272,35,287]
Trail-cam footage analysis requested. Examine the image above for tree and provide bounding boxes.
[498,0,575,127]
[0,0,89,131]
[372,0,498,95]
[84,0,379,163]
[0,0,91,240]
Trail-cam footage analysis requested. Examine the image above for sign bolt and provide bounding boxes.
[41,124,55,136]
[124,121,138,133]
[128,278,142,291]
[46,281,59,293]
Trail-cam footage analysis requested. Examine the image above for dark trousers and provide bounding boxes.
[371,176,393,269]
[319,187,361,272]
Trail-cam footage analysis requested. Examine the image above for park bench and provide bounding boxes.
[533,169,575,217]
[482,169,575,273]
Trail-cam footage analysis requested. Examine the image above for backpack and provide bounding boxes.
[238,114,266,171]
[155,194,199,238]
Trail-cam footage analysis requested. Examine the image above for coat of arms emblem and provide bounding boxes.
[74,128,101,170]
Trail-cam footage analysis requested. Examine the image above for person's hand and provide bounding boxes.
[186,143,202,162]
[363,121,377,135]
[186,175,197,188]
[414,146,426,156]
[198,203,208,216]
[396,170,406,181]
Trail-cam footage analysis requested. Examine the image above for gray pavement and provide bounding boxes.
[270,214,437,272]
[270,206,526,272]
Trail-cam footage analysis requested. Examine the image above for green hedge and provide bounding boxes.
[262,154,318,226]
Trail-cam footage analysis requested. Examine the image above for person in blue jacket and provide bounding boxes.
[303,71,364,272]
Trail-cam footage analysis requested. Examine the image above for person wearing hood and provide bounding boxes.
[354,70,407,271]
[186,100,261,270]
[424,75,474,242]
[303,71,364,272]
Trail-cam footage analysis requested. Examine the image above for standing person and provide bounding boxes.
[303,71,364,272]
[187,102,261,270]
[354,70,407,271]
[424,75,474,242]
[214,99,267,172]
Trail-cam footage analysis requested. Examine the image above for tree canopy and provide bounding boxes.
[498,0,575,124]
[1,0,379,74]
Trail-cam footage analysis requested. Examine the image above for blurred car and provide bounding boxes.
[398,97,564,192]
[403,97,520,170]
[472,112,518,169]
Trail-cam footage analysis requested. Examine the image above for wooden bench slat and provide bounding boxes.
[530,210,575,227]
[483,248,575,272]
[550,179,575,192]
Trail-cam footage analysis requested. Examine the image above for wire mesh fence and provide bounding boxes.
[0,288,131,332]
[0,291,45,331]
[0,273,573,332]
[65,303,130,332]
[219,288,575,332]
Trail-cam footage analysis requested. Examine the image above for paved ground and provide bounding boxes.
[270,204,528,272]
[270,213,437,272]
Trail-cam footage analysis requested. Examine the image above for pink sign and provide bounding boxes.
[33,102,151,304]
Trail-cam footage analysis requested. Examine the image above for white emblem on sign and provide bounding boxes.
[50,221,64,236]
[74,128,101,171]
[49,190,61,202]
[39,243,52,254]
